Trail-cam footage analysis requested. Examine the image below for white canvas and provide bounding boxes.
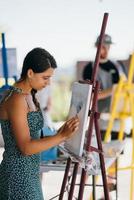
[64,82,92,157]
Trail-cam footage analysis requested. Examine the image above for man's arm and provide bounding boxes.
[98,87,113,100]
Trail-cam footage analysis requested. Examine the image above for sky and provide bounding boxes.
[0,0,134,70]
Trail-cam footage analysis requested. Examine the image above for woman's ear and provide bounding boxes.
[27,69,34,79]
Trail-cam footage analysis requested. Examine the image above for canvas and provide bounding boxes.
[64,82,92,156]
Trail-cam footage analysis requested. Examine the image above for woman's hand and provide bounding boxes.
[57,115,79,141]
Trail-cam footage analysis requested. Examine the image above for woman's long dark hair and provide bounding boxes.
[20,48,57,108]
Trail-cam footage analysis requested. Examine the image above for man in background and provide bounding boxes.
[82,34,128,199]
[83,34,127,135]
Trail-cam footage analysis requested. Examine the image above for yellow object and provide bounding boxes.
[89,54,134,200]
[104,53,134,200]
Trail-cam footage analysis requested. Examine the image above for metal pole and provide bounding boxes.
[1,33,8,86]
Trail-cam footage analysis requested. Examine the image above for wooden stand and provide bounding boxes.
[58,13,110,200]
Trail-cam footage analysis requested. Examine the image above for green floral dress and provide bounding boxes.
[0,87,44,200]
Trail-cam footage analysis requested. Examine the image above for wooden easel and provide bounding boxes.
[104,53,134,200]
[58,13,110,200]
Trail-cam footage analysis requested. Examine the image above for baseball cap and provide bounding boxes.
[95,34,113,46]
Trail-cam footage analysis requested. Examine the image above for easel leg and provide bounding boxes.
[94,113,110,200]
[116,159,118,200]
[93,175,96,200]
[130,129,134,200]
[130,95,134,200]
[59,157,72,200]
[68,162,79,200]
[78,169,88,200]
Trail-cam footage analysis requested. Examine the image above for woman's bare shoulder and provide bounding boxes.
[7,92,28,114]
[0,92,28,120]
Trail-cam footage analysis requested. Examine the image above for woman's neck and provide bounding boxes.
[14,80,32,94]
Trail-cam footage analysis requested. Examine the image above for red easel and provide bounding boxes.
[59,13,110,200]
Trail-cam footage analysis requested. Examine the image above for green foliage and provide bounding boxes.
[50,76,74,122]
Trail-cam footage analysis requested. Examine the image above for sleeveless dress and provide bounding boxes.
[0,87,44,200]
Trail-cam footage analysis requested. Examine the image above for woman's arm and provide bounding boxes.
[7,94,79,156]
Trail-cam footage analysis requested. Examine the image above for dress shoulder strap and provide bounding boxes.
[0,86,23,104]
[0,86,38,112]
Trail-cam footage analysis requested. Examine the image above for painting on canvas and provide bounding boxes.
[64,82,92,156]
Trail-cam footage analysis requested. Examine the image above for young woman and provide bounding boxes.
[0,48,79,200]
